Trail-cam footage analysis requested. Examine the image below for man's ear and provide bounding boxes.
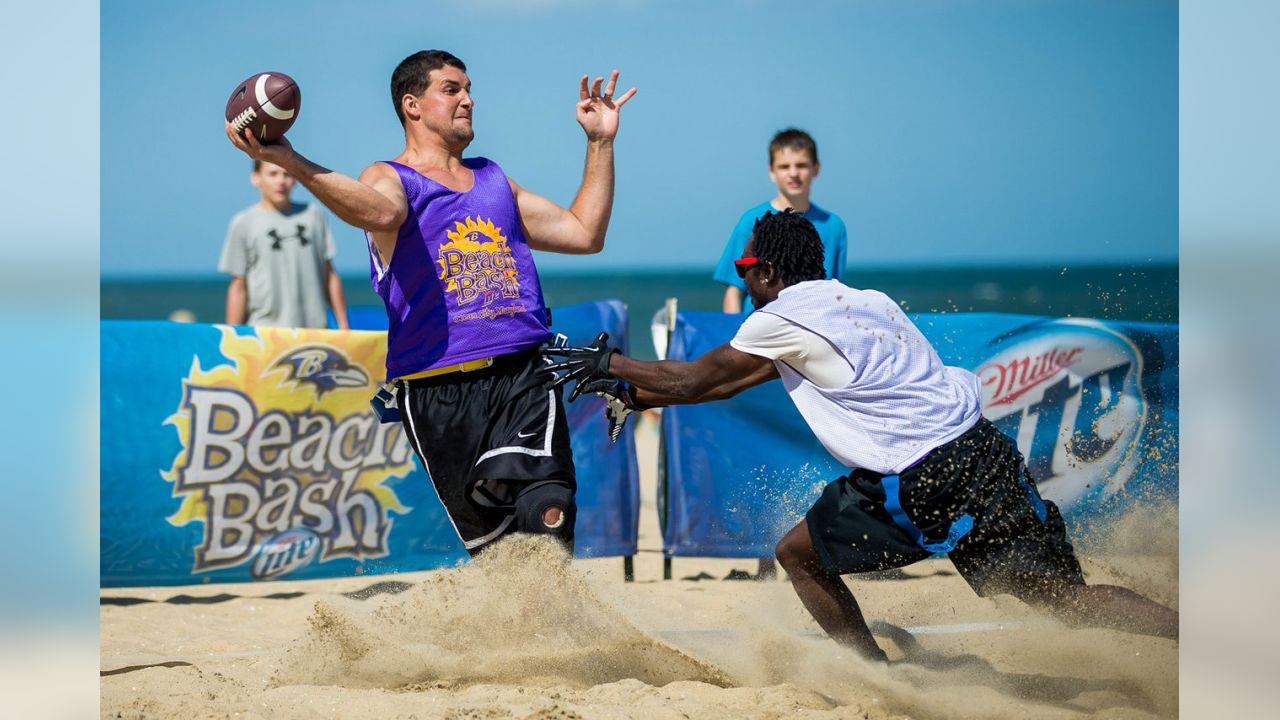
[401,94,420,122]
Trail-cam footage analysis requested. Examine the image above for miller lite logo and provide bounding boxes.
[252,528,321,579]
[977,319,1146,511]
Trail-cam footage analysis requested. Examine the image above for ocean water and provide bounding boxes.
[101,264,1176,360]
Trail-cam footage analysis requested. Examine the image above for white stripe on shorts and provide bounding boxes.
[475,389,556,465]
[462,514,516,550]
[401,382,465,544]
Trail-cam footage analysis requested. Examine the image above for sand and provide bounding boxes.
[101,414,1178,719]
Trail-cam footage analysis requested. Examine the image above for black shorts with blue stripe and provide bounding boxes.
[806,417,1084,600]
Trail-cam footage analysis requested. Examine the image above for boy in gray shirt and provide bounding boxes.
[219,160,349,329]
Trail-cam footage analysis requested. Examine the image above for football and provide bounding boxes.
[225,72,301,143]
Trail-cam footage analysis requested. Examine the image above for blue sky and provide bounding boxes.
[101,0,1177,275]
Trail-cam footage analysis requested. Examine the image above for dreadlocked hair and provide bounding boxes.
[750,210,827,285]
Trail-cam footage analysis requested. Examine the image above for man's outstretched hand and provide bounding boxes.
[540,331,619,400]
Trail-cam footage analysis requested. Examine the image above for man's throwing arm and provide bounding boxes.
[225,125,407,263]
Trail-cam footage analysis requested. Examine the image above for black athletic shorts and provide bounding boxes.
[806,417,1085,600]
[398,347,576,554]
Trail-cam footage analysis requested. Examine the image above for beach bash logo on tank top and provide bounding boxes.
[163,327,415,580]
[437,216,525,320]
[976,319,1146,512]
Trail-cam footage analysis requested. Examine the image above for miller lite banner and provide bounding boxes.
[661,311,1177,558]
[101,301,640,587]
[971,316,1175,512]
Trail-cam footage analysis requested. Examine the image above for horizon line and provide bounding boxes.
[102,258,1179,282]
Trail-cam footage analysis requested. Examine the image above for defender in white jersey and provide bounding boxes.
[543,210,1178,662]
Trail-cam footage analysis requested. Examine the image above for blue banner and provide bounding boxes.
[661,311,1178,558]
[101,301,638,587]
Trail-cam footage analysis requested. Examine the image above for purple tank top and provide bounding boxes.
[369,158,551,378]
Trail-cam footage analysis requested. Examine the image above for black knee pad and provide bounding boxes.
[513,481,576,543]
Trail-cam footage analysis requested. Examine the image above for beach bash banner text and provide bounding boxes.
[101,301,639,587]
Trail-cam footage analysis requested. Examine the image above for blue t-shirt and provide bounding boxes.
[713,201,848,313]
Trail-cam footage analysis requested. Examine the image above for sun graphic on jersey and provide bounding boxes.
[436,216,521,305]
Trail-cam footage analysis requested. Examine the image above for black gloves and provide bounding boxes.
[540,331,620,401]
[575,378,642,443]
[540,333,645,443]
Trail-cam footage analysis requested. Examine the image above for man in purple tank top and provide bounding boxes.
[226,50,637,556]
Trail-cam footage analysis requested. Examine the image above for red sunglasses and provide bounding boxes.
[734,256,761,279]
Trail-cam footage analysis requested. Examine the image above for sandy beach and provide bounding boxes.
[102,414,1178,719]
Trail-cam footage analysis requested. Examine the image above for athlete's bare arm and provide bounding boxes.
[514,71,637,255]
[225,125,408,265]
[356,163,410,267]
[610,343,779,406]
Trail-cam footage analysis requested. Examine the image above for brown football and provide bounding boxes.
[225,72,300,143]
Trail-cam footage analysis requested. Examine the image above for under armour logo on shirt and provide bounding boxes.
[267,224,310,250]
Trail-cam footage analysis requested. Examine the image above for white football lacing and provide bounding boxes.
[230,106,258,132]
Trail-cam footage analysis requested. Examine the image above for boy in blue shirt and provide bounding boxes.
[714,128,847,313]
[713,129,848,578]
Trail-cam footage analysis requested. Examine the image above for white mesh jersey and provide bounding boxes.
[730,279,982,474]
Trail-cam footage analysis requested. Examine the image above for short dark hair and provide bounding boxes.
[391,50,467,126]
[252,159,262,172]
[768,128,819,166]
[750,210,827,285]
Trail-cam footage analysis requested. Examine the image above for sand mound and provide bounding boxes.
[273,535,733,690]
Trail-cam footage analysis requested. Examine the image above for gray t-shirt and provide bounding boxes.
[218,203,337,328]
